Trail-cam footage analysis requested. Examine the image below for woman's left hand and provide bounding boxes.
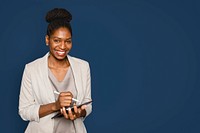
[61,104,87,120]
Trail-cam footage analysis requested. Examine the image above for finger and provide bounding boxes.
[60,108,63,114]
[59,95,72,100]
[60,100,73,107]
[60,103,71,108]
[68,108,75,120]
[74,104,78,113]
[61,100,72,105]
[78,105,86,115]
[60,93,72,98]
[73,114,77,119]
[81,105,87,110]
[60,91,73,97]
[60,96,72,101]
[67,91,73,97]
[60,97,72,104]
[77,107,81,115]
[62,107,69,119]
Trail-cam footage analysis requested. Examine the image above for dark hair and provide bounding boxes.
[45,8,72,36]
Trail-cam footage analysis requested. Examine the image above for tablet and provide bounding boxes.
[51,100,92,119]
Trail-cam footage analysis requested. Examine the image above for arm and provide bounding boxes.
[18,65,73,121]
[39,103,58,118]
[18,65,40,122]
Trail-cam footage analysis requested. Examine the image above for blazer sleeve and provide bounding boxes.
[18,64,40,122]
[83,62,92,118]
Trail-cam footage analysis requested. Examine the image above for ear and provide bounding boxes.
[45,35,50,46]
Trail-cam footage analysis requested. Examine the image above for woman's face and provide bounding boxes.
[46,27,72,60]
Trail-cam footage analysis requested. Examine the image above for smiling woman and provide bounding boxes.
[18,8,92,133]
[46,27,72,60]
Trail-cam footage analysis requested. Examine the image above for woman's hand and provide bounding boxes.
[61,104,87,120]
[54,92,73,110]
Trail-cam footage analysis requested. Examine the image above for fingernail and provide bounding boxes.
[67,107,71,111]
[82,105,87,109]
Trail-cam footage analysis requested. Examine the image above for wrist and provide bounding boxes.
[51,102,59,111]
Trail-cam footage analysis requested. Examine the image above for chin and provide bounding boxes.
[55,56,67,61]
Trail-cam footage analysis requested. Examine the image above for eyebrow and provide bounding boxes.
[51,36,72,40]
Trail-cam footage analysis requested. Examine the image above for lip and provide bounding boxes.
[54,50,66,56]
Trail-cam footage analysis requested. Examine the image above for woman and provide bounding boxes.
[18,8,92,133]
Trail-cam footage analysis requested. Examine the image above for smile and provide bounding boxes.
[55,50,66,56]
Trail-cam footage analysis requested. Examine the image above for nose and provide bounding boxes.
[59,41,66,49]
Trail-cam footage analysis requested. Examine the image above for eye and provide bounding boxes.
[54,39,60,43]
[65,40,72,44]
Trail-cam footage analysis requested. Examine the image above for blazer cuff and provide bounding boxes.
[19,104,40,122]
[32,104,40,122]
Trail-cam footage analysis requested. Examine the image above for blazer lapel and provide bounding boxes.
[67,55,83,101]
[41,52,55,102]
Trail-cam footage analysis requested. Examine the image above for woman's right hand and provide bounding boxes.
[55,91,73,110]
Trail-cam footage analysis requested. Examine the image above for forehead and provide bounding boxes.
[51,27,71,39]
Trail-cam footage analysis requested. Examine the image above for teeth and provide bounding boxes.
[58,51,65,54]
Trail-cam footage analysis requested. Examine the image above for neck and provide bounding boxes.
[48,54,69,69]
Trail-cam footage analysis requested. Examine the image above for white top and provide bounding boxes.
[48,66,77,133]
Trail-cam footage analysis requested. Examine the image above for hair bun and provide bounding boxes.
[45,8,72,23]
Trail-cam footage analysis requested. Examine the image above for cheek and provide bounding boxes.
[49,42,58,48]
[49,44,54,50]
[68,44,72,50]
[49,44,56,52]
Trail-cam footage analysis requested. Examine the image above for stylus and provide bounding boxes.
[53,90,80,103]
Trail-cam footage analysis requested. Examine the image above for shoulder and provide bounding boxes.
[25,53,47,71]
[68,55,90,67]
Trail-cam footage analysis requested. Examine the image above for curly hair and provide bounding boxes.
[45,8,72,36]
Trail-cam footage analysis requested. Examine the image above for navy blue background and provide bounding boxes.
[0,0,200,132]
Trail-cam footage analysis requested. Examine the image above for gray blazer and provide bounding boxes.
[18,53,92,133]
